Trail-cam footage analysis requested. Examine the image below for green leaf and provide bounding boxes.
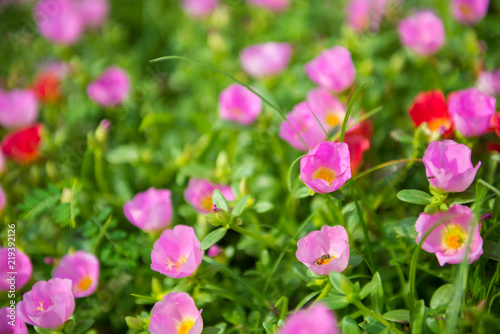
[342,316,362,334]
[370,272,384,314]
[295,186,313,199]
[34,327,54,334]
[483,240,500,261]
[253,201,274,213]
[412,300,425,334]
[106,144,140,164]
[232,195,251,217]
[19,187,61,221]
[445,190,476,205]
[329,189,345,201]
[329,271,352,295]
[321,295,350,310]
[262,321,275,334]
[139,113,174,131]
[430,284,455,309]
[348,254,363,268]
[72,320,94,334]
[212,189,229,212]
[201,228,228,251]
[360,278,378,299]
[393,217,418,239]
[383,310,410,323]
[397,189,432,205]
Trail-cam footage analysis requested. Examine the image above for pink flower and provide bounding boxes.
[278,304,340,334]
[448,88,496,137]
[240,42,293,78]
[305,46,356,93]
[0,89,39,128]
[208,245,222,257]
[150,225,204,278]
[423,140,481,193]
[0,247,32,291]
[246,0,289,11]
[77,0,109,29]
[181,0,218,18]
[0,152,5,174]
[87,66,131,107]
[0,306,28,334]
[123,188,173,232]
[300,142,351,194]
[53,251,99,298]
[18,278,75,329]
[184,178,234,214]
[219,84,262,125]
[149,292,203,334]
[416,204,483,266]
[279,102,329,151]
[476,70,500,96]
[398,10,445,56]
[345,0,391,33]
[306,87,346,129]
[296,225,350,275]
[34,0,84,45]
[451,0,489,25]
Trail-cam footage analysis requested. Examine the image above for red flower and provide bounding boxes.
[490,113,500,137]
[32,72,60,103]
[344,118,373,174]
[409,90,453,137]
[1,124,42,164]
[487,142,500,153]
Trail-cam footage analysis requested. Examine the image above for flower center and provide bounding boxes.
[443,224,467,253]
[459,3,473,18]
[326,112,343,127]
[427,117,451,133]
[36,301,45,312]
[313,167,335,186]
[200,196,213,212]
[229,107,243,115]
[76,277,92,291]
[166,255,188,272]
[177,319,195,334]
[314,253,334,266]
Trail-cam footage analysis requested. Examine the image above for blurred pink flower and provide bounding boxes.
[448,88,496,137]
[208,245,222,257]
[246,0,289,11]
[0,247,32,291]
[296,225,350,275]
[18,278,75,329]
[149,292,203,334]
[300,141,351,194]
[398,10,445,56]
[77,0,109,29]
[0,89,39,128]
[416,204,483,266]
[0,306,28,334]
[306,87,346,129]
[476,70,500,96]
[181,0,218,18]
[150,225,204,278]
[53,251,99,298]
[184,178,234,214]
[219,84,262,125]
[423,140,481,193]
[123,188,173,232]
[34,0,84,45]
[305,46,356,93]
[278,304,340,334]
[345,0,393,33]
[87,66,131,107]
[240,42,293,78]
[451,0,489,25]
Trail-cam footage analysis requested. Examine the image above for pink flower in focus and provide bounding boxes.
[53,251,99,298]
[300,142,351,194]
[18,278,75,329]
[184,178,234,214]
[398,10,445,56]
[296,225,350,275]
[278,304,340,334]
[451,0,489,25]
[149,292,203,334]
[415,204,483,266]
[0,306,28,334]
[305,46,356,93]
[181,0,218,18]
[0,247,32,291]
[150,225,204,278]
[123,188,173,232]
[208,245,222,257]
[219,84,262,125]
[246,0,289,11]
[476,70,500,96]
[240,42,293,78]
[87,66,131,107]
[34,0,84,45]
[448,88,496,137]
[423,140,481,193]
[77,0,109,29]
[0,89,39,128]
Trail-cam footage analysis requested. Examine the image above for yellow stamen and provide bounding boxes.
[427,118,451,132]
[200,196,213,212]
[36,301,45,312]
[313,167,335,186]
[459,3,473,17]
[326,113,343,127]
[76,277,92,291]
[166,255,188,272]
[443,225,467,254]
[177,319,195,334]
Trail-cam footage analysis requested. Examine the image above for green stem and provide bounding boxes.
[324,194,345,226]
[354,158,423,181]
[231,225,275,248]
[353,300,402,334]
[94,147,109,193]
[314,281,333,303]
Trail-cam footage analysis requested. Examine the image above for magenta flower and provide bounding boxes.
[305,46,356,93]
[181,0,218,18]
[416,204,483,266]
[306,87,346,129]
[18,278,75,329]
[451,0,489,25]
[149,292,203,334]
[279,102,329,151]
[34,0,84,45]
[0,306,28,334]
[123,188,173,232]
[184,178,234,214]
[219,84,262,125]
[151,225,204,278]
[208,245,222,257]
[398,10,445,56]
[0,185,5,212]
[77,0,109,29]
[300,142,351,194]
[240,42,293,78]
[423,140,481,193]
[53,251,99,298]
[448,88,496,137]
[0,247,32,291]
[278,304,340,334]
[296,225,350,275]
[246,0,289,11]
[0,89,39,128]
[476,70,500,96]
[87,66,131,107]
